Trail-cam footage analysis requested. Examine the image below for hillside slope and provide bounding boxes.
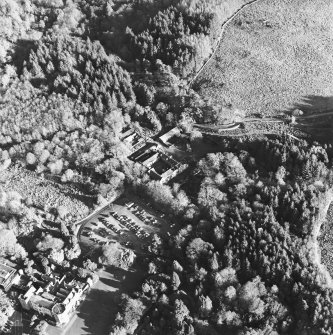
[196,0,333,115]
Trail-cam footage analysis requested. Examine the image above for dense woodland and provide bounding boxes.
[112,137,333,335]
[0,0,333,334]
[0,0,242,194]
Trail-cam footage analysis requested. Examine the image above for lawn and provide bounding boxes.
[196,0,333,116]
[47,266,146,335]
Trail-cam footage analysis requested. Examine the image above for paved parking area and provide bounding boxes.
[65,197,170,335]
[79,201,163,253]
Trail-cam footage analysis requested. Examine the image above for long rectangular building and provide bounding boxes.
[0,261,17,291]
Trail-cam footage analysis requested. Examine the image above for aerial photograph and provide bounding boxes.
[0,0,333,334]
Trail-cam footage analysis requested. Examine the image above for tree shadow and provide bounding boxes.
[62,189,96,209]
[76,288,120,335]
[284,95,333,115]
[40,174,96,208]
[70,264,145,335]
[9,39,36,76]
[285,95,333,143]
[99,276,120,288]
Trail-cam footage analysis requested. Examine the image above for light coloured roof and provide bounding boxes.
[0,263,15,283]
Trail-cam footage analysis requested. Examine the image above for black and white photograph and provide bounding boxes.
[0,0,333,334]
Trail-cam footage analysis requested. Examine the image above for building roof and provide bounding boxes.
[128,143,158,161]
[30,294,55,309]
[159,127,180,144]
[22,275,83,313]
[52,303,65,315]
[0,263,16,286]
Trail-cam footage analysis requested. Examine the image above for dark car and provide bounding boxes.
[99,230,107,237]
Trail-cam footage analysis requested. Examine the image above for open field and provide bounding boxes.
[2,165,94,220]
[196,0,333,116]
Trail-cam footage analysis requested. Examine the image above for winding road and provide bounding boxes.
[194,116,285,133]
[194,123,241,131]
[296,110,333,120]
[75,201,115,244]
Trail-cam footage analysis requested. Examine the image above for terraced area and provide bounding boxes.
[196,0,333,116]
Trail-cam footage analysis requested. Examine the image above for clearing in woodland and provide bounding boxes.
[195,0,333,116]
[1,165,94,220]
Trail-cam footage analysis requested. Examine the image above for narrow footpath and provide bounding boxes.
[189,0,263,87]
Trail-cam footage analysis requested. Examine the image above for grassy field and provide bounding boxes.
[2,165,94,220]
[196,0,333,116]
